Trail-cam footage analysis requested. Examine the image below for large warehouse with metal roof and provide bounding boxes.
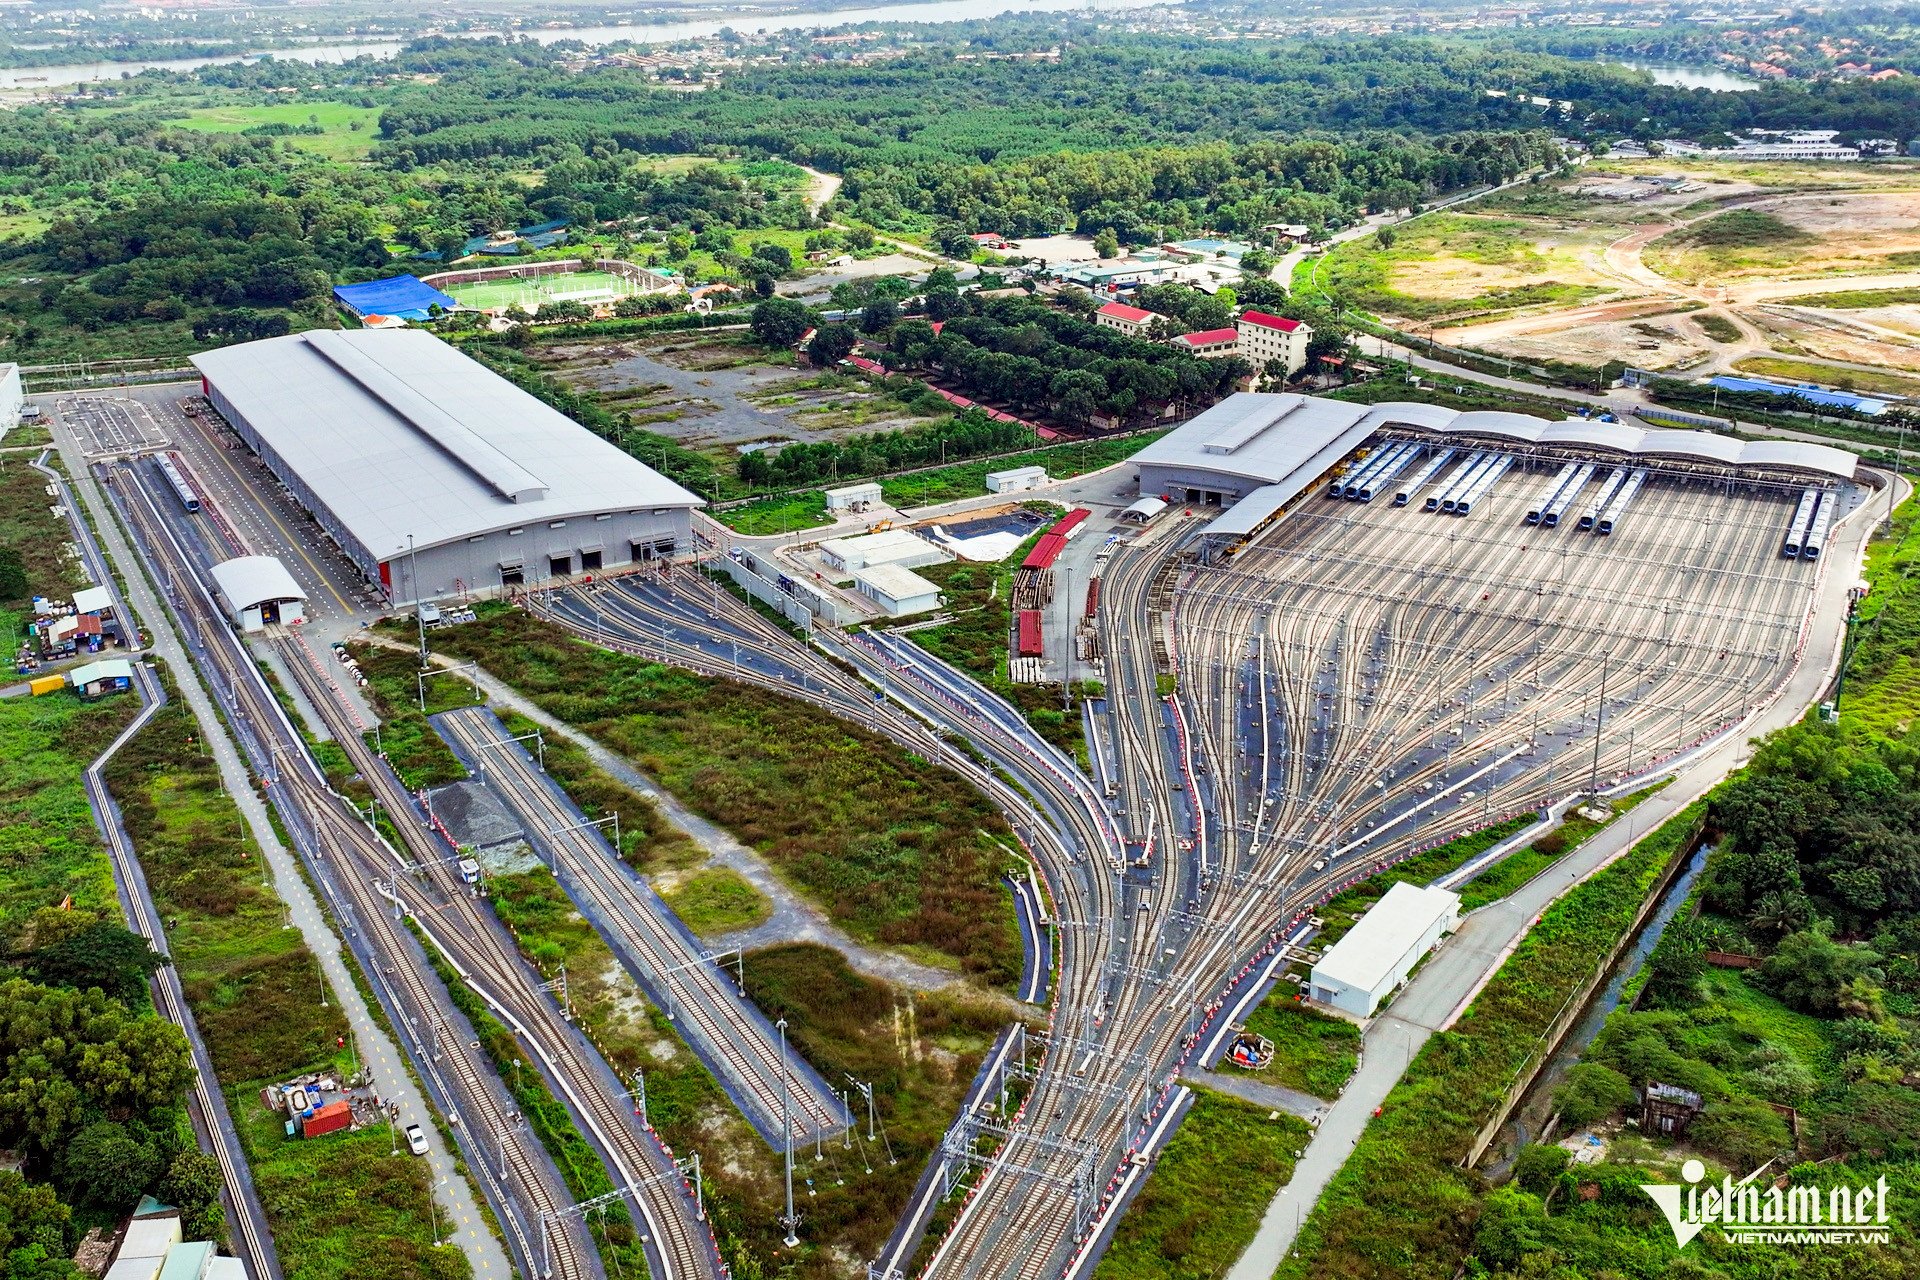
[191,329,703,606]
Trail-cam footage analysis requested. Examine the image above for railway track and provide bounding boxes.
[435,705,846,1147]
[109,458,733,1280]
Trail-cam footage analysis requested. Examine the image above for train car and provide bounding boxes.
[1525,463,1580,525]
[1541,463,1594,529]
[1395,448,1457,507]
[1576,469,1626,532]
[1342,442,1409,500]
[1435,453,1493,514]
[1356,444,1420,503]
[155,453,201,514]
[1452,455,1513,517]
[1593,468,1648,535]
[1801,490,1835,561]
[1782,487,1820,559]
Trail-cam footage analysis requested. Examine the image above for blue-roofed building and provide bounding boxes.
[517,219,569,237]
[520,229,570,250]
[1706,375,1893,416]
[1170,237,1252,261]
[332,275,459,322]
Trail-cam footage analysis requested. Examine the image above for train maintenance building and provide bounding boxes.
[190,329,703,606]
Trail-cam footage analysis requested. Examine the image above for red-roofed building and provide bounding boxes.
[1237,310,1313,382]
[1094,301,1155,337]
[1168,327,1240,358]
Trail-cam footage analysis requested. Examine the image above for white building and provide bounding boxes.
[818,527,950,573]
[190,330,702,605]
[1168,327,1240,359]
[986,465,1049,494]
[1309,881,1461,1018]
[1094,301,1155,337]
[852,562,942,616]
[210,555,308,631]
[824,481,883,512]
[0,365,20,436]
[1237,311,1312,380]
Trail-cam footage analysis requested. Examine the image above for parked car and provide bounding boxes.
[406,1123,429,1156]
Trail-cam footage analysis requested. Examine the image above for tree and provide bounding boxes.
[535,299,589,324]
[1512,1143,1570,1197]
[749,296,813,348]
[1092,228,1120,259]
[1471,1185,1547,1271]
[0,1173,68,1260]
[752,274,776,299]
[160,1149,225,1242]
[56,1119,163,1212]
[806,324,857,367]
[21,922,167,1004]
[0,550,25,603]
[1761,929,1884,1015]
[1376,225,1397,250]
[858,296,899,335]
[1551,1061,1635,1126]
[1691,1098,1793,1170]
[1240,247,1276,276]
[751,242,793,275]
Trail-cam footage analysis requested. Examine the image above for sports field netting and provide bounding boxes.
[444,270,644,311]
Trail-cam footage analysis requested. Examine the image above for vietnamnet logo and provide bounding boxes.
[1641,1158,1894,1247]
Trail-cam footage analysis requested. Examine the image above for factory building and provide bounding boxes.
[190,330,703,606]
[1309,881,1462,1018]
[210,556,308,631]
[851,563,943,617]
[818,527,949,573]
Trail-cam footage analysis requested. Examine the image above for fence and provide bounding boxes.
[1462,811,1708,1169]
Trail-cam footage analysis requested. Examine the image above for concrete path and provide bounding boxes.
[1225,471,1904,1280]
[1182,1068,1327,1121]
[50,429,513,1280]
[359,633,965,993]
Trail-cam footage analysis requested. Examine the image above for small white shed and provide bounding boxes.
[1309,880,1461,1018]
[986,465,1049,494]
[852,563,942,617]
[824,481,884,513]
[210,555,307,631]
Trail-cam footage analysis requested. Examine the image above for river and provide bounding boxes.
[0,0,1170,90]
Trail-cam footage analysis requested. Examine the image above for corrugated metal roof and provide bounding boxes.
[852,562,940,601]
[211,555,306,610]
[191,330,702,560]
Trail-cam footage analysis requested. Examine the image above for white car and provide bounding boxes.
[405,1123,429,1157]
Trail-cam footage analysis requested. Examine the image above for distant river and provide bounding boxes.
[0,0,1170,90]
[1609,59,1761,92]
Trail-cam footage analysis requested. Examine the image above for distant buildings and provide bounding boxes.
[1238,310,1312,379]
[1094,301,1156,337]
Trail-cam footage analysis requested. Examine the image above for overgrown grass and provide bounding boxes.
[1693,312,1742,343]
[1773,284,1920,309]
[878,432,1165,508]
[423,607,1022,984]
[1327,372,1576,422]
[1276,802,1706,1280]
[346,642,476,789]
[483,863,1013,1280]
[1731,355,1920,400]
[714,489,832,536]
[1315,216,1608,322]
[1093,1087,1309,1280]
[1841,493,1920,737]
[1457,782,1669,910]
[107,678,466,1280]
[0,687,133,939]
[1645,209,1815,284]
[661,867,771,936]
[1231,1001,1363,1101]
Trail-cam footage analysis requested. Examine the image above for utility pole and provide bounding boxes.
[410,532,427,666]
[1589,653,1608,801]
[778,1018,799,1247]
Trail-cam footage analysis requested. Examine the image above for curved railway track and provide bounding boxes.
[111,460,726,1280]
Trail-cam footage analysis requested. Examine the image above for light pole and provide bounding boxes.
[778,1018,799,1247]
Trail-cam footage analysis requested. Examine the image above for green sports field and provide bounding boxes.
[443,270,641,310]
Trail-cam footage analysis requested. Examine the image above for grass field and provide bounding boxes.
[1842,494,1920,738]
[880,431,1164,508]
[1230,1001,1362,1100]
[1774,284,1920,308]
[1644,209,1816,284]
[1311,213,1612,323]
[1456,782,1667,910]
[1093,1087,1309,1280]
[444,269,644,311]
[660,867,771,936]
[1730,354,1920,399]
[170,101,384,161]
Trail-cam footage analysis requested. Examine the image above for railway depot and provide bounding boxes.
[1127,392,1861,560]
[188,329,703,606]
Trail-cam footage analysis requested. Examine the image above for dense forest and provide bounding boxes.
[2,25,1918,365]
